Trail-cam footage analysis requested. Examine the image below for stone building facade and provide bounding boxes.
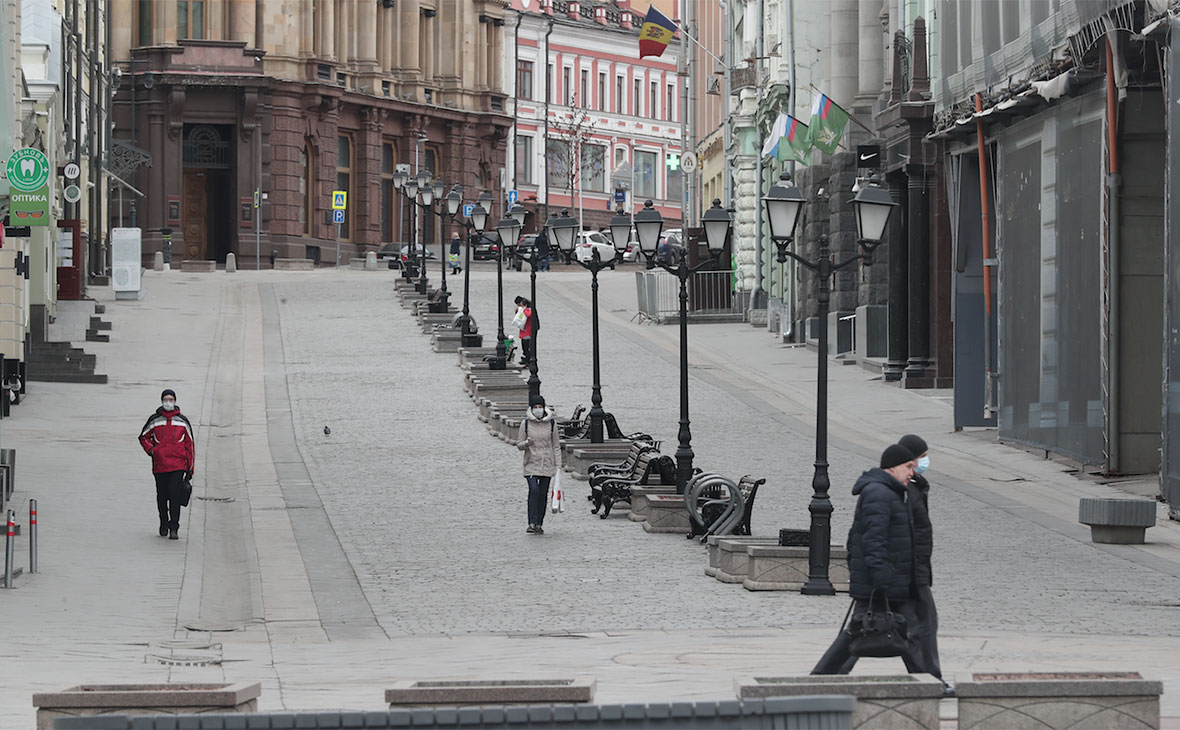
[109,0,513,267]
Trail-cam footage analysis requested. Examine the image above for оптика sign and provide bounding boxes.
[10,185,50,226]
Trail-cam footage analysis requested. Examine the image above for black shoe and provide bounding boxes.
[159,524,168,537]
[535,525,544,535]
[526,524,536,534]
[169,529,179,540]
[941,682,955,698]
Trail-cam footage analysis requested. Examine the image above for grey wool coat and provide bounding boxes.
[516,409,562,477]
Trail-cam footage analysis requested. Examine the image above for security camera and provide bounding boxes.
[254,55,261,62]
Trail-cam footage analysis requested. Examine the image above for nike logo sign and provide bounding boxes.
[860,153,877,161]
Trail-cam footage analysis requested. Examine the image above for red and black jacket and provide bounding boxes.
[139,407,195,474]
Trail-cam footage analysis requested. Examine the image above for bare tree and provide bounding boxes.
[545,107,606,224]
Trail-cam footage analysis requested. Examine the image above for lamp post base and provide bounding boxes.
[801,578,836,596]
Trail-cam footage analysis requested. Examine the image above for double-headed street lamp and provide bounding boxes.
[553,209,620,444]
[630,199,732,494]
[391,169,419,280]
[515,215,555,401]
[489,202,529,371]
[763,172,897,596]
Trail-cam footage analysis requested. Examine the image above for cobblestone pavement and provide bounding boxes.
[274,266,1180,639]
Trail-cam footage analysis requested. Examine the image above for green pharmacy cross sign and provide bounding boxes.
[665,153,680,171]
[6,148,51,192]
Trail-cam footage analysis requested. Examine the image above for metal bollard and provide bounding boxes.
[4,509,14,588]
[29,499,37,574]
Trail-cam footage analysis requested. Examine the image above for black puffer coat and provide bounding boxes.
[907,473,933,587]
[846,468,915,600]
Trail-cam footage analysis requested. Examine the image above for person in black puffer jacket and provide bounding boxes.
[812,443,925,675]
[899,434,942,682]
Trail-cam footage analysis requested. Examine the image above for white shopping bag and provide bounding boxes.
[550,474,565,513]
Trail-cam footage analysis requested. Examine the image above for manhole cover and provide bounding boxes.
[145,654,222,666]
[196,496,235,502]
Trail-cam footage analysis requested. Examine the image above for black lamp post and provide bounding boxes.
[554,209,620,444]
[434,176,451,296]
[453,187,488,348]
[489,211,522,371]
[763,172,897,595]
[392,170,418,280]
[414,169,433,294]
[633,199,731,494]
[515,209,551,401]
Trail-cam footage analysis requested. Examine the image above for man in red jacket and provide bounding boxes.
[138,389,195,539]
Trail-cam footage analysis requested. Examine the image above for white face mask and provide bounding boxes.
[531,407,545,419]
[162,401,176,411]
[915,455,930,474]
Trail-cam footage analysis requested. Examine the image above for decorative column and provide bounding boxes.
[229,0,255,46]
[300,0,314,56]
[320,0,334,60]
[159,0,178,44]
[400,0,421,79]
[828,0,858,109]
[855,0,884,114]
[730,87,759,296]
[357,0,379,74]
[383,8,397,73]
[112,0,132,58]
[475,17,489,90]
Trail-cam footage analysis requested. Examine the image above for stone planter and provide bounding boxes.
[742,544,849,591]
[566,443,635,480]
[641,495,691,533]
[713,537,778,582]
[431,330,464,352]
[386,678,596,707]
[736,674,942,729]
[33,682,261,730]
[1078,498,1156,544]
[955,672,1163,730]
[628,486,678,522]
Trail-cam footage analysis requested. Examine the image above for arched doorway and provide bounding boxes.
[182,124,235,262]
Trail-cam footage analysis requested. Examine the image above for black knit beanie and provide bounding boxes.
[529,395,546,407]
[899,434,928,458]
[880,444,914,469]
[161,389,177,401]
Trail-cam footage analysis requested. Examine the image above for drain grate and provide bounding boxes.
[145,654,222,666]
[196,496,235,502]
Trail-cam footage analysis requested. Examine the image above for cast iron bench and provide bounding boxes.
[591,448,677,519]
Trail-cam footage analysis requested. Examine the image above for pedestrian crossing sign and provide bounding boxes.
[332,191,347,210]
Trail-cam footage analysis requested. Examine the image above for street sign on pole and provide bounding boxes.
[463,203,475,218]
[6,149,51,192]
[507,190,518,205]
[332,209,345,224]
[332,191,347,210]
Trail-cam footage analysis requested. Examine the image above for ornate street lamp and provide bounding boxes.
[762,172,896,596]
[554,209,615,443]
[636,199,729,493]
[489,213,522,371]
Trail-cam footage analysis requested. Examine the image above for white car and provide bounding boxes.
[574,231,616,268]
[602,227,641,262]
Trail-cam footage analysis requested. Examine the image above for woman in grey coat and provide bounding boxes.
[516,394,562,534]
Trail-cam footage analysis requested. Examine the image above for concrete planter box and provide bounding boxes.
[713,537,779,582]
[33,682,261,729]
[641,494,690,533]
[956,672,1162,730]
[735,674,941,730]
[1078,498,1156,544]
[432,330,464,352]
[457,347,504,366]
[385,678,596,706]
[742,544,849,592]
[566,443,637,480]
[628,486,678,522]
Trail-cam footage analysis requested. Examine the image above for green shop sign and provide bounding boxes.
[10,185,50,226]
[6,148,51,192]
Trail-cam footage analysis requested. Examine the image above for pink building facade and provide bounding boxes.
[504,0,683,233]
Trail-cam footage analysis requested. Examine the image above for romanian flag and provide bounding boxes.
[639,5,677,59]
[807,93,851,155]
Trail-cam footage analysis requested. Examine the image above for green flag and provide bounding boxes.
[779,115,811,165]
[808,93,850,154]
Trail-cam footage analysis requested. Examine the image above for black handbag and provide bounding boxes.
[844,592,910,658]
[180,478,193,507]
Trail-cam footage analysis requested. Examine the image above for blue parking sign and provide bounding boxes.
[463,203,475,218]
[332,209,345,224]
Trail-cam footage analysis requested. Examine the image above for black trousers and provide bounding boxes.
[811,597,927,675]
[154,470,185,531]
[912,585,942,679]
[520,337,534,364]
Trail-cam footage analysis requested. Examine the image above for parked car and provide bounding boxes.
[574,231,616,268]
[601,226,641,263]
[511,234,539,270]
[656,229,685,265]
[377,243,436,269]
[472,234,500,260]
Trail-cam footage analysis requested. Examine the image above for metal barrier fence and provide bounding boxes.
[633,270,745,325]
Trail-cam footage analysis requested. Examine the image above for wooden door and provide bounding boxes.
[182,171,207,260]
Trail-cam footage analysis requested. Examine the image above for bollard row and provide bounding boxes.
[2,500,38,588]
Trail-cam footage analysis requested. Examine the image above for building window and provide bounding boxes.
[547,63,554,102]
[635,150,658,198]
[299,142,313,237]
[616,75,624,113]
[666,83,674,121]
[381,141,397,243]
[546,138,571,189]
[135,0,152,45]
[597,72,606,111]
[177,1,205,40]
[516,135,534,185]
[580,69,589,107]
[517,60,533,100]
[336,135,352,241]
[615,146,627,168]
[667,162,682,203]
[563,67,572,105]
[650,81,658,119]
[582,144,606,192]
[633,79,641,116]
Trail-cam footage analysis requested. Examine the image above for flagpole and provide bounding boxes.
[678,1,688,228]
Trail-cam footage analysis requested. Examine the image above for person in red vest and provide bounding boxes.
[138,389,195,540]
